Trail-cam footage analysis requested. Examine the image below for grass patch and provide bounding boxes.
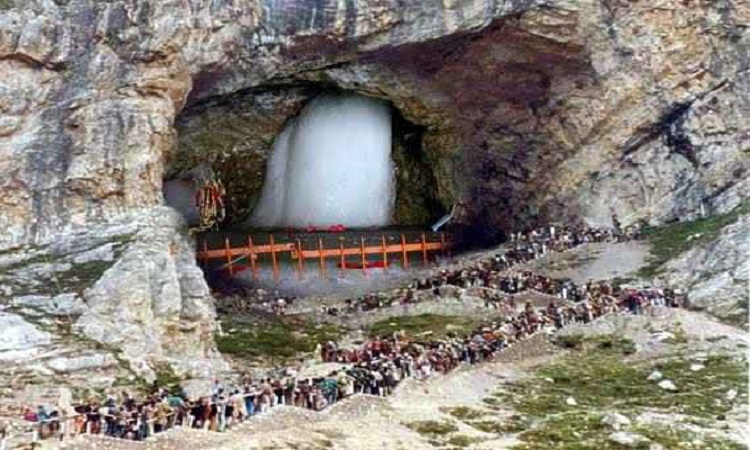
[368,314,489,340]
[446,434,482,447]
[491,332,747,449]
[470,416,529,434]
[662,324,689,345]
[405,420,459,436]
[502,353,747,418]
[635,425,746,450]
[513,412,619,449]
[216,316,344,363]
[554,333,636,355]
[441,406,488,421]
[638,202,748,279]
[488,334,748,442]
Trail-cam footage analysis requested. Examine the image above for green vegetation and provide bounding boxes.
[493,334,749,449]
[638,203,748,278]
[554,333,636,355]
[216,317,344,363]
[440,406,488,421]
[495,353,746,418]
[368,314,491,340]
[404,420,459,436]
[446,434,482,448]
[635,425,746,450]
[469,416,529,434]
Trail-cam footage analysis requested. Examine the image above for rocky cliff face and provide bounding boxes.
[661,212,749,324]
[0,0,747,379]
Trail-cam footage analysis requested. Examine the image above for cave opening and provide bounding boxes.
[165,86,448,232]
[165,86,461,295]
[249,93,395,229]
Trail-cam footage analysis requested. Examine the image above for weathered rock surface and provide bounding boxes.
[660,213,750,321]
[0,311,51,360]
[0,207,226,385]
[1,0,747,246]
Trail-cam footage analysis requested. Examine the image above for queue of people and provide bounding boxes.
[7,220,667,446]
[320,222,645,316]
[12,278,682,446]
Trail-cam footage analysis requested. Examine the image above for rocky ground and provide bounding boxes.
[53,307,748,450]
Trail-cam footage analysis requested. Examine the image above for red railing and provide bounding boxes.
[197,232,451,281]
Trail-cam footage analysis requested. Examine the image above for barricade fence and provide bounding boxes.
[197,232,452,281]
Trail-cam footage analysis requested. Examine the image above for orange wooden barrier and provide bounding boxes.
[224,237,233,275]
[269,234,279,282]
[401,234,409,269]
[360,235,367,277]
[318,237,326,278]
[196,232,451,281]
[248,236,258,280]
[381,234,388,271]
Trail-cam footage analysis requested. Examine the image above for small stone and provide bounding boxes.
[726,389,737,401]
[566,396,578,406]
[650,444,665,450]
[647,370,663,381]
[693,353,708,361]
[602,412,631,430]
[653,331,675,342]
[609,431,650,447]
[658,380,677,391]
[544,377,554,383]
[690,364,705,371]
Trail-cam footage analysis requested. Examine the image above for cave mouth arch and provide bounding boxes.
[165,84,448,232]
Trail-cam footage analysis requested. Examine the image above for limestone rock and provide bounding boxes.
[658,380,677,392]
[73,208,227,379]
[12,293,86,316]
[609,431,650,447]
[602,412,631,431]
[0,312,52,360]
[647,370,663,381]
[45,352,117,373]
[660,213,749,321]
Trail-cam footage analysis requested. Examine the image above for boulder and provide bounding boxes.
[602,412,631,431]
[609,431,650,447]
[647,371,663,381]
[658,380,678,392]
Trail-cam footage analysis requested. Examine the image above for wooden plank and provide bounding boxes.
[290,243,443,259]
[360,235,367,277]
[197,243,295,260]
[318,236,326,278]
[401,234,408,269]
[381,234,388,271]
[421,232,428,266]
[196,242,445,261]
[248,236,258,280]
[224,237,233,275]
[269,233,279,282]
[440,232,446,258]
[200,240,208,268]
[339,242,345,278]
[296,239,304,279]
